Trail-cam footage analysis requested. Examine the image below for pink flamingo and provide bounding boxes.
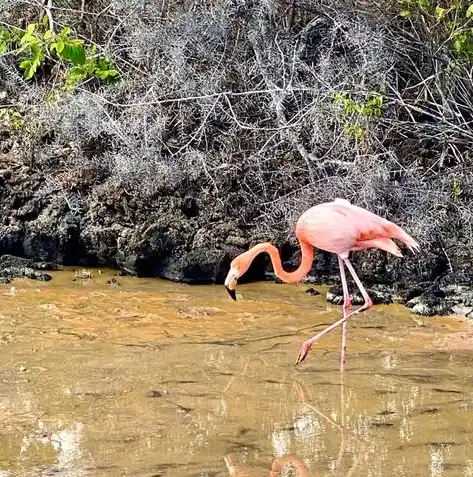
[224,198,419,370]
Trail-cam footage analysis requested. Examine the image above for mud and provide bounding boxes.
[0,269,472,476]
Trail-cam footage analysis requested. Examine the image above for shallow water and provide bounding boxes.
[0,269,472,477]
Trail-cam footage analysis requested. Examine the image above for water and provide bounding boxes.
[0,269,472,477]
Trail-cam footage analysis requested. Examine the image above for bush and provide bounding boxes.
[1,0,472,281]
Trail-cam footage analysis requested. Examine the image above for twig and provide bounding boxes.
[41,0,55,33]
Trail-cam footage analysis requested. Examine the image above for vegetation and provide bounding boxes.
[1,0,473,282]
[0,19,118,87]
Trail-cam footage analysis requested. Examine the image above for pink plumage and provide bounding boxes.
[296,198,420,259]
[224,198,419,370]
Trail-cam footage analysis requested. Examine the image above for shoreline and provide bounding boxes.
[2,253,472,320]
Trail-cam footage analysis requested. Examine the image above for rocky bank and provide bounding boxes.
[1,0,473,318]
[0,157,472,318]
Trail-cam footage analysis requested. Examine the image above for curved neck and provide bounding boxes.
[245,240,314,283]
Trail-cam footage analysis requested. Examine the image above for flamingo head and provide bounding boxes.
[224,253,251,301]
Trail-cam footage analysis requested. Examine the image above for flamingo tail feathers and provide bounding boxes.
[384,222,420,254]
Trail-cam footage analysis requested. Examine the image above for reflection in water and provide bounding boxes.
[225,453,310,476]
[18,421,88,476]
[0,269,471,476]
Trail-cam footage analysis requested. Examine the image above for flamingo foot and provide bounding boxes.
[295,340,312,365]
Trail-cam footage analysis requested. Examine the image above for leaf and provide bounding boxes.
[22,60,37,80]
[94,70,108,80]
[467,4,473,18]
[19,59,31,70]
[64,65,88,90]
[69,38,84,47]
[55,39,65,53]
[43,29,54,41]
[400,8,411,17]
[63,43,86,65]
[26,24,36,35]
[19,33,33,45]
[435,6,446,21]
[60,26,71,37]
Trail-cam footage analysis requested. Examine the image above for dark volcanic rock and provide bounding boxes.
[304,287,321,296]
[0,160,469,309]
[405,284,452,316]
[327,284,393,306]
[0,254,55,281]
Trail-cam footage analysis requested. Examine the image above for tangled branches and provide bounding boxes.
[1,0,473,281]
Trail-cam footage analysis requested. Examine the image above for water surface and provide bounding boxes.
[0,269,472,477]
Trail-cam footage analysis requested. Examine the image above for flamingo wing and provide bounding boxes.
[333,199,420,254]
[296,199,420,257]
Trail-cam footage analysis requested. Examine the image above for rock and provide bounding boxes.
[304,287,320,296]
[0,254,56,282]
[146,389,170,398]
[74,269,93,280]
[0,169,12,180]
[442,284,473,307]
[327,284,392,306]
[405,284,452,316]
[408,299,452,317]
[33,261,59,271]
[27,271,52,281]
[400,282,473,317]
[0,255,34,269]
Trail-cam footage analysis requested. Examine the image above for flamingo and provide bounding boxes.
[224,198,419,370]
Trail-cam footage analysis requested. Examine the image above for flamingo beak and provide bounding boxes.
[224,267,238,301]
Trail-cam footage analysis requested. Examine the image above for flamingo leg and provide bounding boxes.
[343,258,373,315]
[339,256,351,372]
[295,257,373,367]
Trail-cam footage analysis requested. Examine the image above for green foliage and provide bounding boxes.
[0,108,23,129]
[396,0,473,60]
[0,19,119,88]
[451,177,463,200]
[65,52,119,91]
[333,91,386,139]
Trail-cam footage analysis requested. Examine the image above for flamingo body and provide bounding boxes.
[224,198,419,370]
[296,199,417,258]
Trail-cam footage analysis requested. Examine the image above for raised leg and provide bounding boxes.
[344,258,373,314]
[295,256,373,366]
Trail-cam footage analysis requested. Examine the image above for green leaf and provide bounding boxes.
[69,38,84,47]
[467,4,473,18]
[21,59,37,79]
[43,29,54,41]
[400,8,411,17]
[435,6,446,21]
[19,59,31,70]
[63,43,86,65]
[19,33,32,45]
[55,39,65,53]
[26,24,36,35]
[60,26,71,37]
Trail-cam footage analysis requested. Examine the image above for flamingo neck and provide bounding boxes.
[244,240,314,283]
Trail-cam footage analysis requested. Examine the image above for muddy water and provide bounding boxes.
[0,269,472,477]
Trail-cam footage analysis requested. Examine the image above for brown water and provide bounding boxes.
[0,269,472,477]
